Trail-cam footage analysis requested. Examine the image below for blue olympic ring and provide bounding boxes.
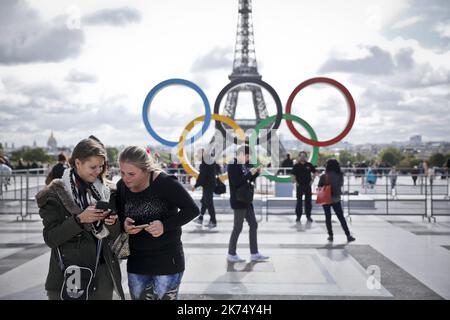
[142,78,211,147]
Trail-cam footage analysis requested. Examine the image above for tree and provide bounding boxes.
[11,148,52,164]
[106,147,119,166]
[317,152,336,167]
[354,152,368,163]
[445,154,450,167]
[338,150,354,166]
[398,155,421,168]
[378,148,403,167]
[428,153,446,167]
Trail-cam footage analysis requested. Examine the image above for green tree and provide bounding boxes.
[378,148,403,166]
[444,154,450,167]
[398,155,421,168]
[106,147,119,166]
[11,148,52,164]
[428,153,446,167]
[317,152,336,167]
[354,152,368,163]
[338,150,354,166]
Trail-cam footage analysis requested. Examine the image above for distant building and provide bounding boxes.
[47,132,57,151]
[409,135,422,145]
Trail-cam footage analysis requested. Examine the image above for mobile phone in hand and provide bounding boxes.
[95,201,110,211]
[134,224,150,229]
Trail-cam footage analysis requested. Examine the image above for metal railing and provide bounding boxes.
[0,168,49,221]
[1,167,449,222]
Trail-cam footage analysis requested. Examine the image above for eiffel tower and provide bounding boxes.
[213,0,286,160]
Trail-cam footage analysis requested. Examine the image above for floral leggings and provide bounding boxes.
[128,272,183,300]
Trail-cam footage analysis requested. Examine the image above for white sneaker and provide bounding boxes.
[251,253,269,262]
[193,217,203,225]
[227,254,245,263]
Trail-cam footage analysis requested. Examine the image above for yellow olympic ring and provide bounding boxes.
[178,114,245,182]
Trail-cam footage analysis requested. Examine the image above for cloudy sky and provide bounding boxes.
[0,0,449,150]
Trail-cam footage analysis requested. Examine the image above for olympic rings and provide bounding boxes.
[178,114,246,182]
[285,77,356,147]
[213,78,283,144]
[249,114,319,183]
[142,77,357,182]
[142,78,211,147]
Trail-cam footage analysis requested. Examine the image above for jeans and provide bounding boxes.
[322,202,351,237]
[128,272,183,300]
[228,206,258,255]
[296,184,312,218]
[199,187,216,223]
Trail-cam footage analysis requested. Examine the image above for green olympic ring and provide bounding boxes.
[249,113,319,183]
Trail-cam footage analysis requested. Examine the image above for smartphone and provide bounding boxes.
[134,224,150,229]
[95,201,110,211]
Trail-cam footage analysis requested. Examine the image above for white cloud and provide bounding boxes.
[435,23,450,38]
[0,0,449,148]
[191,47,234,72]
[65,70,98,83]
[320,46,395,75]
[391,16,424,29]
[0,0,84,65]
[82,7,141,27]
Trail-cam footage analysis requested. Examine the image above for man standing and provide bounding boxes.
[45,153,67,185]
[291,151,316,223]
[279,153,294,175]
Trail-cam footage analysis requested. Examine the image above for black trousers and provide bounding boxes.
[296,184,312,218]
[322,202,351,237]
[228,206,258,255]
[199,187,216,224]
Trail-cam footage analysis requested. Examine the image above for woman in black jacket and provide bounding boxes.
[117,146,199,300]
[192,149,218,228]
[36,136,125,300]
[318,158,355,243]
[227,145,269,263]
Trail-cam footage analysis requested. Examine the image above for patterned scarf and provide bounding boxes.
[69,168,102,209]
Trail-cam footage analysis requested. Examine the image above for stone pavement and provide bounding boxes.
[0,212,449,300]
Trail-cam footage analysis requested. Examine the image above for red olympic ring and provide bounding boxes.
[285,77,356,147]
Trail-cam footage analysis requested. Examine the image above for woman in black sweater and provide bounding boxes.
[116,146,199,300]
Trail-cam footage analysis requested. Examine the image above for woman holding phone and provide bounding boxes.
[116,146,199,300]
[226,145,269,263]
[36,136,125,300]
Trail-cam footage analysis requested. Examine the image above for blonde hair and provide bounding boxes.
[118,146,160,172]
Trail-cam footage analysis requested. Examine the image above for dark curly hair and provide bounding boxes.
[325,158,342,174]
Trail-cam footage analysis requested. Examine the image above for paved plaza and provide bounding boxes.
[0,209,449,300]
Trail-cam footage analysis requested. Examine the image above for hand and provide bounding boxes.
[78,206,107,224]
[145,220,164,238]
[124,217,142,235]
[250,168,258,175]
[104,211,118,226]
